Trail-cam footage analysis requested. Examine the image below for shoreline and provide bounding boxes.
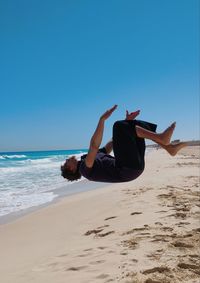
[0,146,198,226]
[0,179,111,225]
[0,147,154,225]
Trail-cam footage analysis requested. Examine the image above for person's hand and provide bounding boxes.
[126,109,140,120]
[100,105,118,121]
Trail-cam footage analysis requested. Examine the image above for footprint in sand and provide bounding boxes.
[145,279,166,283]
[67,266,87,271]
[83,248,93,251]
[95,273,109,279]
[177,263,200,275]
[167,185,176,188]
[89,260,105,265]
[140,232,151,236]
[151,234,170,243]
[95,231,115,238]
[120,251,128,255]
[175,207,190,212]
[122,226,149,236]
[97,224,109,229]
[168,212,187,219]
[104,216,117,221]
[157,193,174,199]
[154,222,163,226]
[130,211,142,215]
[154,232,177,239]
[97,246,107,250]
[142,266,171,275]
[177,162,198,166]
[47,262,60,268]
[147,249,164,260]
[189,254,200,258]
[57,253,68,257]
[84,228,104,236]
[122,238,139,249]
[161,226,174,232]
[193,227,200,233]
[177,221,190,226]
[187,175,199,179]
[77,253,91,257]
[182,233,193,238]
[172,241,194,248]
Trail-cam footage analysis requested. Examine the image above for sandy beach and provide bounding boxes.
[0,146,199,283]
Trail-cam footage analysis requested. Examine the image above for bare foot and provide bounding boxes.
[164,142,188,156]
[126,110,140,120]
[159,122,176,145]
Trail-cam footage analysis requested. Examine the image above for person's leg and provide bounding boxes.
[157,142,189,156]
[112,120,156,170]
[135,122,176,145]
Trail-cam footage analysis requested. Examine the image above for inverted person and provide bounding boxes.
[61,105,187,183]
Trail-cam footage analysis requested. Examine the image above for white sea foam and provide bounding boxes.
[29,157,55,164]
[0,150,88,217]
[0,191,57,216]
[2,154,27,159]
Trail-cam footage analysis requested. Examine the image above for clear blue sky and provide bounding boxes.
[0,0,199,152]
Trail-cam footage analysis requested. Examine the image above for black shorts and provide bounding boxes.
[112,120,157,170]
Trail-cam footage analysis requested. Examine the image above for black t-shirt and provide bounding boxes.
[79,148,143,183]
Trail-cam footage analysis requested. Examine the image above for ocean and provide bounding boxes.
[0,149,88,218]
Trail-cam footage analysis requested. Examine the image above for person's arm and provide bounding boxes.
[104,140,113,154]
[85,105,117,168]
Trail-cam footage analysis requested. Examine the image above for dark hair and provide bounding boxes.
[60,164,81,182]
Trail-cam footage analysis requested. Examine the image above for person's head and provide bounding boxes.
[60,156,81,182]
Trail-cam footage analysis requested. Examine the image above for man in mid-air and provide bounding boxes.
[61,105,187,183]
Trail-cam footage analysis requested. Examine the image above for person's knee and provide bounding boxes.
[113,119,137,130]
[113,120,124,130]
